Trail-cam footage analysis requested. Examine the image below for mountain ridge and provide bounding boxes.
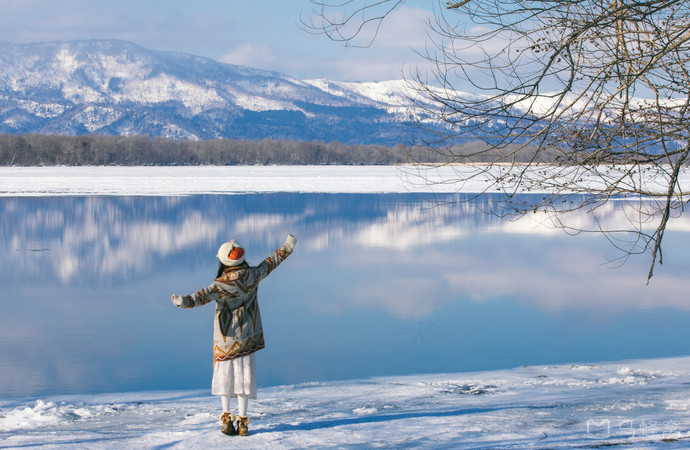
[0,39,419,144]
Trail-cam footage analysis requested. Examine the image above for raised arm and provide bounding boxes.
[253,234,297,282]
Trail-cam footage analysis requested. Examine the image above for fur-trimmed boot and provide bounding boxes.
[220,412,238,436]
[237,416,251,436]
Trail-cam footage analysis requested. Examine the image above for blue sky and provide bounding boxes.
[0,0,436,81]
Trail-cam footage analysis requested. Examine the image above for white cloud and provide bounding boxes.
[375,6,434,49]
[219,43,277,69]
[0,1,442,81]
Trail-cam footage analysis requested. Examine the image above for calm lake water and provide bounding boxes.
[1,193,689,398]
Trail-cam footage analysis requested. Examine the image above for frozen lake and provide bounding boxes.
[1,166,690,448]
[2,188,690,398]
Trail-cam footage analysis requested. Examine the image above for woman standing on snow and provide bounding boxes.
[171,234,297,436]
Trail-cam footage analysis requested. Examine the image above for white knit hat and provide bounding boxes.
[217,240,245,266]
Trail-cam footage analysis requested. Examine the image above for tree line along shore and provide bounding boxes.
[0,134,567,166]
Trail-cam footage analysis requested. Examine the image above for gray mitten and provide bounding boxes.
[285,234,297,251]
[171,294,185,307]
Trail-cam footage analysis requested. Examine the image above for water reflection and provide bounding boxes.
[1,194,689,397]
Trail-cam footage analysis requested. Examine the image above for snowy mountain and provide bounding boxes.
[0,40,426,144]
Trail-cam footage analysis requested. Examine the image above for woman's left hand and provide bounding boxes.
[171,294,184,307]
[285,234,297,251]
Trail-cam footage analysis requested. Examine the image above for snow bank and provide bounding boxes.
[2,164,689,197]
[0,165,418,196]
[2,357,690,448]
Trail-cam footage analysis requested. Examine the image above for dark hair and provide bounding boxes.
[216,261,229,279]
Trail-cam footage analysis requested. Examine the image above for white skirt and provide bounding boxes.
[211,353,257,398]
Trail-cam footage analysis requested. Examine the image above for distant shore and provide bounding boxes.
[1,164,687,197]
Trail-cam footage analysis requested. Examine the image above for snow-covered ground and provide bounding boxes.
[1,357,690,448]
[0,165,429,196]
[2,164,689,196]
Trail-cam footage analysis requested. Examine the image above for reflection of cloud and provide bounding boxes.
[4,194,689,318]
[304,247,463,320]
[444,245,690,314]
[340,276,446,319]
[292,197,690,319]
[492,199,690,237]
[233,213,303,236]
[352,208,465,249]
[58,253,80,281]
[322,197,690,254]
[314,236,690,320]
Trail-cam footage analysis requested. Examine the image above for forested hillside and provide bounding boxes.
[0,134,563,166]
[0,134,423,165]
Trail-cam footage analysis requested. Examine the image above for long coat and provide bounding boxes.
[173,243,293,363]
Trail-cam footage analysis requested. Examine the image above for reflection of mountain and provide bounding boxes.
[4,197,221,283]
[0,194,504,281]
[3,194,690,286]
[2,194,441,283]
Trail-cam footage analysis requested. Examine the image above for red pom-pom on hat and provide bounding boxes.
[217,240,245,266]
[227,246,244,261]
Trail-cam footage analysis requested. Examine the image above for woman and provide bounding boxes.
[171,234,296,436]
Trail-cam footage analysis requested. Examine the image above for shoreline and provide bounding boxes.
[2,355,689,448]
[1,164,688,197]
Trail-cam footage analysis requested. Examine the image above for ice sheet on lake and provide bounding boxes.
[2,165,689,196]
[0,166,425,196]
[1,356,690,448]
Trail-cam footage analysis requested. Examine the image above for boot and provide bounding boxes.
[220,412,238,436]
[237,416,251,436]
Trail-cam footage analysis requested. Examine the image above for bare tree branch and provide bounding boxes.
[308,0,690,282]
